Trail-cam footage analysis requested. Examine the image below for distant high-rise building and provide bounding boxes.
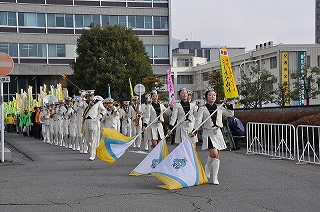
[0,0,170,101]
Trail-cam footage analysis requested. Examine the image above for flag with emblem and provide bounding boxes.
[96,128,137,165]
[129,138,169,176]
[151,137,208,190]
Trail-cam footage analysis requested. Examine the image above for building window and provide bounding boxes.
[102,15,126,27]
[128,16,152,29]
[18,12,45,27]
[270,56,277,69]
[201,72,209,81]
[158,75,172,84]
[154,45,169,58]
[0,43,18,57]
[153,16,168,29]
[75,14,100,28]
[0,12,16,26]
[19,44,47,57]
[49,44,66,57]
[177,58,192,67]
[177,75,193,84]
[47,14,74,28]
[145,45,153,58]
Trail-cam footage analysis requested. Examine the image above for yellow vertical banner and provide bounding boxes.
[281,52,289,106]
[219,46,239,99]
[129,78,134,104]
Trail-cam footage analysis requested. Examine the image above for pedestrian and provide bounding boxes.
[190,89,234,185]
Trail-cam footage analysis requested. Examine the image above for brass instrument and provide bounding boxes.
[113,101,121,110]
[135,102,142,127]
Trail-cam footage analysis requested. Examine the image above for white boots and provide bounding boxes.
[205,156,213,178]
[205,157,220,185]
[212,158,220,185]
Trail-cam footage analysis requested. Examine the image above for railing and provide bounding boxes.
[246,122,295,160]
[296,125,320,165]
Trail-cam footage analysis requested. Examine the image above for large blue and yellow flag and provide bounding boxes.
[151,137,208,190]
[96,128,137,165]
[129,138,169,176]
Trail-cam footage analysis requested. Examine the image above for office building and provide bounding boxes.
[0,0,171,101]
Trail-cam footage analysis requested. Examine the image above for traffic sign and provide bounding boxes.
[0,76,10,83]
[134,84,145,95]
[0,53,14,76]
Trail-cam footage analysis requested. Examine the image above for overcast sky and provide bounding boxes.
[171,0,315,50]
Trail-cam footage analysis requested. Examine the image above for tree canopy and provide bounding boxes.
[238,66,277,108]
[290,65,320,106]
[70,24,153,102]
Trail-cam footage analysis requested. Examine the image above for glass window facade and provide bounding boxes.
[19,44,47,57]
[270,56,277,69]
[0,12,16,26]
[48,14,74,28]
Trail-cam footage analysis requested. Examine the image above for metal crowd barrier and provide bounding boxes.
[296,125,320,165]
[246,122,295,160]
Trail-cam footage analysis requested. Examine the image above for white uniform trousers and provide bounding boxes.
[83,119,100,160]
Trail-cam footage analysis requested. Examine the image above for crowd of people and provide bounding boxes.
[5,87,236,184]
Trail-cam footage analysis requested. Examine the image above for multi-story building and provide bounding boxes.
[0,0,171,101]
[168,42,320,106]
[172,40,245,62]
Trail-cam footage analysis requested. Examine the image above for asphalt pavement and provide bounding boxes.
[1,132,319,212]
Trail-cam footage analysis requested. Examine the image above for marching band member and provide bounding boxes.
[167,88,197,146]
[130,96,142,148]
[48,103,55,144]
[141,94,151,151]
[119,101,133,137]
[60,98,70,148]
[73,90,87,153]
[82,90,107,161]
[52,102,62,146]
[143,90,171,148]
[101,98,120,130]
[61,97,72,148]
[67,99,77,150]
[41,103,51,143]
[190,89,233,185]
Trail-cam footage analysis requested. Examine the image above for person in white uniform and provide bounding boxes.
[167,88,197,146]
[41,103,51,143]
[82,90,107,161]
[190,89,233,185]
[119,101,133,137]
[73,91,87,153]
[101,98,120,130]
[130,96,142,148]
[143,90,171,148]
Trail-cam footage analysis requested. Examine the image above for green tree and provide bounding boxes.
[207,71,224,102]
[273,81,291,107]
[70,24,153,102]
[238,66,277,108]
[290,65,320,106]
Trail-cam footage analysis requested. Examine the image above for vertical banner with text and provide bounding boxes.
[167,69,175,104]
[298,51,306,105]
[281,52,289,106]
[219,46,238,99]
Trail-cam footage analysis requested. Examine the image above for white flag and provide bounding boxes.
[151,137,208,190]
[129,139,169,176]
